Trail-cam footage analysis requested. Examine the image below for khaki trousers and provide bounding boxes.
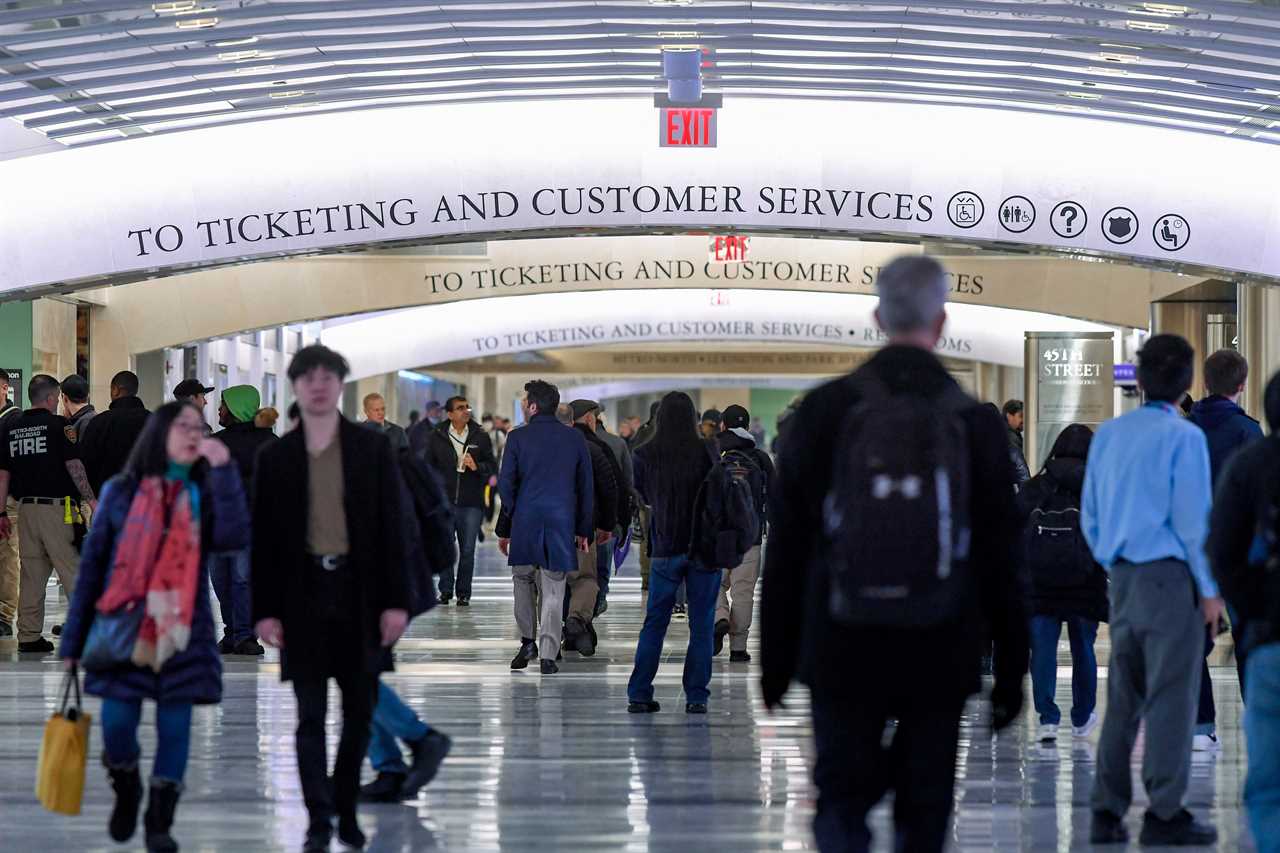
[566,546,600,627]
[0,497,19,624]
[17,502,79,643]
[512,564,567,662]
[715,544,762,653]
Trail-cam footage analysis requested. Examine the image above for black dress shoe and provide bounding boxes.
[685,703,708,714]
[439,595,452,606]
[303,822,332,853]
[627,701,660,714]
[401,731,452,799]
[510,640,538,670]
[1089,810,1129,844]
[358,771,405,803]
[217,634,234,655]
[337,812,366,848]
[713,619,729,656]
[540,658,558,674]
[456,597,470,607]
[729,650,752,663]
[232,638,265,656]
[18,637,53,653]
[1139,809,1217,846]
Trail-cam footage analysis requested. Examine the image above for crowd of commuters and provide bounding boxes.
[3,252,1280,853]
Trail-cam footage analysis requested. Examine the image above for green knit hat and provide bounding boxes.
[222,384,260,424]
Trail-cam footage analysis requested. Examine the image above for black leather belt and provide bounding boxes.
[310,554,348,571]
[18,497,68,506]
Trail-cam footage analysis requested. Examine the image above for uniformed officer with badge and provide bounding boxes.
[0,374,98,652]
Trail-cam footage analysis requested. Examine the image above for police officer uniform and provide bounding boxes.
[0,406,83,644]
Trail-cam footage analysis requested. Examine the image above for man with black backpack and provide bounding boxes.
[713,404,773,662]
[760,255,1028,853]
[1209,369,1280,853]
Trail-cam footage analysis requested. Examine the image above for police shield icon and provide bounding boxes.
[1108,216,1132,239]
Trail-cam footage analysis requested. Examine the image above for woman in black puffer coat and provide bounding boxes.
[1016,424,1108,743]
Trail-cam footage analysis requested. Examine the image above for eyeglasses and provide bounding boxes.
[451,404,472,411]
[173,420,205,436]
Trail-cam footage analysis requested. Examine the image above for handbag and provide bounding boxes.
[80,600,144,672]
[35,667,91,816]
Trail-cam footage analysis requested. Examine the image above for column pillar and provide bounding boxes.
[0,300,33,408]
[1239,282,1280,428]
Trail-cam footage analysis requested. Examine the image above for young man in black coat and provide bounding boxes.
[423,395,496,605]
[251,345,412,853]
[760,255,1028,853]
[78,370,151,495]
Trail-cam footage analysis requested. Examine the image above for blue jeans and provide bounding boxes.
[1029,615,1098,727]
[208,548,252,644]
[1245,643,1280,853]
[101,698,193,782]
[440,506,483,599]
[627,555,719,705]
[368,681,431,774]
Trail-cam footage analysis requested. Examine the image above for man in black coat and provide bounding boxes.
[78,370,151,495]
[1208,370,1280,844]
[760,255,1028,853]
[423,395,496,605]
[565,400,619,656]
[211,384,277,655]
[251,345,411,853]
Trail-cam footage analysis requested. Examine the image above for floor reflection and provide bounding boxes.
[0,543,1256,851]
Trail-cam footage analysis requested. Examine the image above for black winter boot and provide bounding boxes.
[144,777,183,852]
[105,758,143,842]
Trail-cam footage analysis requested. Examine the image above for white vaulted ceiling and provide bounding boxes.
[2,0,1280,148]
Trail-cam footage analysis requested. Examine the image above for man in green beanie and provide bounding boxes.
[212,384,278,655]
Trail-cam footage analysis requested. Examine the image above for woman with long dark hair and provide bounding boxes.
[1016,423,1107,744]
[60,401,248,852]
[626,391,718,714]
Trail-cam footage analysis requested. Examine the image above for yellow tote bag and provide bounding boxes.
[35,668,91,816]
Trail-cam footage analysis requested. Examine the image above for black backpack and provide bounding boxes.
[1026,475,1096,590]
[689,442,761,570]
[823,375,972,628]
[397,448,457,582]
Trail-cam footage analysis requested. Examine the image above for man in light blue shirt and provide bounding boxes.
[1082,334,1224,847]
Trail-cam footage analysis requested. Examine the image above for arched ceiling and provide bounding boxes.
[3,0,1280,147]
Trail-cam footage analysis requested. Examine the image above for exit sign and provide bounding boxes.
[709,235,750,263]
[660,107,717,147]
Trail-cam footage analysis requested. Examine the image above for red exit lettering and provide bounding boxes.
[660,108,717,147]
[711,235,750,261]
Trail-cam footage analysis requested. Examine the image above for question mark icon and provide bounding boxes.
[1051,201,1087,238]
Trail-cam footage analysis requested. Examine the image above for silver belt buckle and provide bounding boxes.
[319,555,341,571]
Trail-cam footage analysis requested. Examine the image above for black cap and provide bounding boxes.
[701,408,722,425]
[569,399,600,420]
[61,374,90,403]
[173,378,214,398]
[722,404,750,429]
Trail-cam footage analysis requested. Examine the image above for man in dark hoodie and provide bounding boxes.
[565,400,620,656]
[424,396,496,606]
[212,384,278,655]
[713,404,775,662]
[1207,369,1280,851]
[78,370,151,495]
[1189,349,1264,743]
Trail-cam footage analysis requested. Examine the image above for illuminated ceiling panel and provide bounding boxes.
[2,0,1280,146]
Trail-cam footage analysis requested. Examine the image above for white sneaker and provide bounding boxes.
[1038,723,1058,743]
[1073,712,1100,739]
[1192,733,1220,752]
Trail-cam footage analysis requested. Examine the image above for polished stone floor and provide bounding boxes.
[0,542,1257,851]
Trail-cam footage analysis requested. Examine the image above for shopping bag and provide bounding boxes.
[35,667,91,816]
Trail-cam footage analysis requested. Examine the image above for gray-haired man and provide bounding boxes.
[760,255,1028,853]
